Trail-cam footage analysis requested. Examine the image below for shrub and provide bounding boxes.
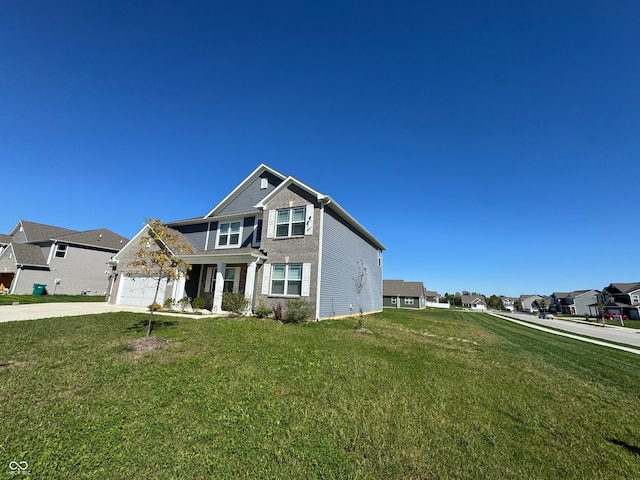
[254,301,272,318]
[283,299,312,323]
[222,292,250,315]
[163,298,175,310]
[273,303,283,321]
[148,302,162,312]
[191,297,205,312]
[178,297,190,312]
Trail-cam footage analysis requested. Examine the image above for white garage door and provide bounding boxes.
[117,276,167,307]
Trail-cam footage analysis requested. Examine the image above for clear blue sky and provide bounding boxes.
[2,1,638,297]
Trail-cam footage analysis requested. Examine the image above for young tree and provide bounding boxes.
[353,259,368,329]
[127,219,195,337]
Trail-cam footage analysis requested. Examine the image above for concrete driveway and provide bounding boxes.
[0,302,150,323]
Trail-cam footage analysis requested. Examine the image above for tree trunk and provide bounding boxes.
[147,268,163,337]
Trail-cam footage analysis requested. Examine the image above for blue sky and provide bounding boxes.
[2,1,638,297]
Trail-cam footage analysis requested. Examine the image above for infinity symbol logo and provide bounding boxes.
[8,461,28,471]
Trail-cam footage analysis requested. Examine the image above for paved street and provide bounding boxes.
[492,311,640,354]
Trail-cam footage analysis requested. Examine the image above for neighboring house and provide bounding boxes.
[500,296,517,312]
[0,220,128,295]
[599,282,640,320]
[108,164,386,320]
[519,294,547,313]
[461,294,486,311]
[550,289,599,316]
[424,290,449,308]
[383,280,427,309]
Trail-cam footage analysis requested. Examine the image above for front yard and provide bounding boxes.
[1,308,639,478]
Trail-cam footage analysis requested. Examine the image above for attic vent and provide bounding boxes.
[260,178,268,189]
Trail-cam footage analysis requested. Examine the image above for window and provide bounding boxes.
[217,221,241,247]
[276,207,305,238]
[253,219,263,246]
[223,268,236,293]
[271,264,302,295]
[55,244,68,258]
[405,297,414,305]
[632,294,640,304]
[391,297,397,305]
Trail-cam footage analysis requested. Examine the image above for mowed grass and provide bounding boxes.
[0,294,105,306]
[1,308,640,479]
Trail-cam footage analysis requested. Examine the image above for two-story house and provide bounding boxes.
[0,220,128,295]
[108,165,386,320]
[550,289,599,316]
[500,296,517,312]
[383,280,427,309]
[601,282,640,320]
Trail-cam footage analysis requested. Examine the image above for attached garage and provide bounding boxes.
[116,276,167,307]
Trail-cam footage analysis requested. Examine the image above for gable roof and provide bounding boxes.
[205,164,286,218]
[383,280,425,297]
[177,164,385,251]
[607,282,640,295]
[54,228,128,251]
[461,294,486,305]
[0,233,11,245]
[11,220,78,243]
[7,243,48,267]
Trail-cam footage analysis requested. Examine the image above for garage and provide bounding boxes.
[116,276,167,307]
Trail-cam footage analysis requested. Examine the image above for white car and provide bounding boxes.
[538,311,554,319]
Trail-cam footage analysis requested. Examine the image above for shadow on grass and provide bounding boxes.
[127,317,178,334]
[608,438,640,456]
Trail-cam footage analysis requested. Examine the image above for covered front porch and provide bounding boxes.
[177,249,267,314]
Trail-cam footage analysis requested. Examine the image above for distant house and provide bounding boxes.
[599,282,640,320]
[424,290,449,309]
[383,280,427,309]
[500,296,517,312]
[0,220,128,295]
[108,164,385,320]
[461,294,486,311]
[550,290,599,316]
[519,294,547,313]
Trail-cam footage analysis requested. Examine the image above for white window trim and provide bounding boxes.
[405,297,414,305]
[216,220,243,249]
[263,262,310,297]
[55,244,68,259]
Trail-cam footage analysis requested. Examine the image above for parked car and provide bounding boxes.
[604,313,628,320]
[538,311,554,319]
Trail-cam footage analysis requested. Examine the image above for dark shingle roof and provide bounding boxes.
[11,243,47,266]
[55,228,128,251]
[383,280,425,297]
[0,234,11,244]
[610,282,640,294]
[17,220,78,243]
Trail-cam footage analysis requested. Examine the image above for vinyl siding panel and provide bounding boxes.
[217,172,283,216]
[319,206,383,319]
[174,223,210,251]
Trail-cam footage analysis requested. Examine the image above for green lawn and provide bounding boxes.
[1,308,640,479]
[0,294,105,306]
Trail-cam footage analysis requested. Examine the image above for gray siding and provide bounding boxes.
[319,206,383,319]
[174,223,210,251]
[216,172,282,216]
[12,245,114,295]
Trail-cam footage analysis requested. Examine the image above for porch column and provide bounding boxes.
[212,262,225,313]
[244,260,258,315]
[173,276,186,302]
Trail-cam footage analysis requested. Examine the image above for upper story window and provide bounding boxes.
[217,221,241,248]
[632,294,640,304]
[276,207,305,238]
[55,244,68,258]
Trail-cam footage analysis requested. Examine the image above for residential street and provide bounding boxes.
[493,311,640,353]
